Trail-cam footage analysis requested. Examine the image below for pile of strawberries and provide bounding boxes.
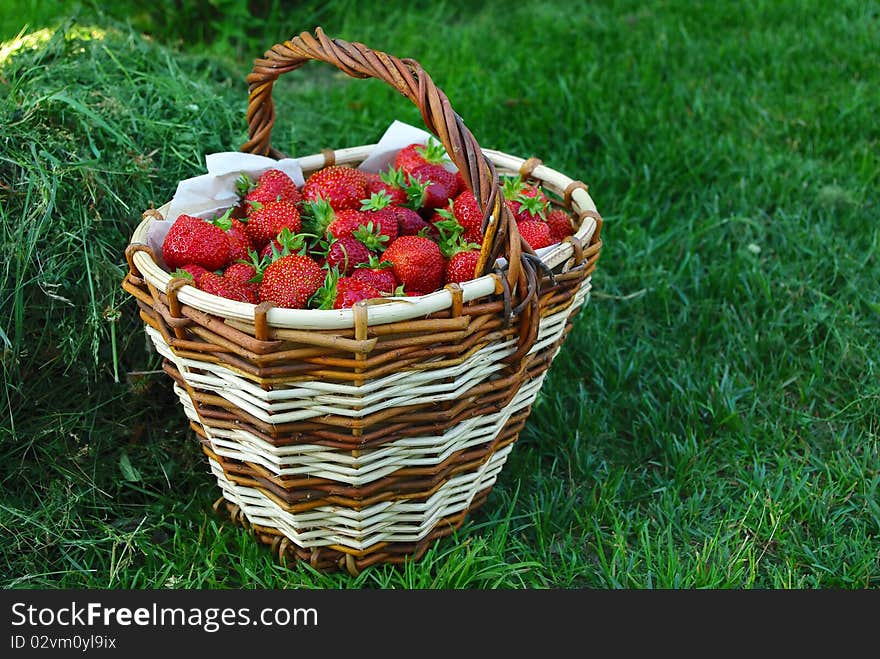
[161,139,576,309]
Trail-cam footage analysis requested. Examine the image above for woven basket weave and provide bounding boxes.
[121,28,603,575]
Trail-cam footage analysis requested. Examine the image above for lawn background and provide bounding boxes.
[1,0,878,589]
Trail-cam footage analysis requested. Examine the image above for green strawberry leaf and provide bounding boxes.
[309,267,340,310]
[352,222,389,252]
[403,175,430,210]
[211,206,235,231]
[414,136,448,164]
[501,175,525,200]
[360,190,393,211]
[235,172,254,197]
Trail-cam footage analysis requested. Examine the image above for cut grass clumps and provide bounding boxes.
[0,21,245,585]
[1,22,242,383]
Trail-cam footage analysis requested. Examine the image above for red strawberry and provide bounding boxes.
[352,255,398,293]
[224,218,253,263]
[162,214,230,271]
[259,228,311,261]
[210,208,253,264]
[393,138,448,174]
[394,205,430,236]
[452,170,467,198]
[410,163,457,211]
[171,264,210,285]
[365,168,408,206]
[325,208,367,240]
[333,277,383,309]
[502,176,549,223]
[382,235,446,295]
[445,249,481,285]
[324,235,372,275]
[198,272,259,304]
[518,220,552,250]
[357,191,399,248]
[430,202,479,254]
[324,196,396,252]
[506,195,549,223]
[258,254,325,309]
[240,168,301,207]
[243,199,302,250]
[310,269,384,310]
[452,190,485,244]
[224,261,257,283]
[546,208,575,243]
[301,165,367,211]
[223,261,261,301]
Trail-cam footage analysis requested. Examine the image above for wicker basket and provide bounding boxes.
[121,28,603,575]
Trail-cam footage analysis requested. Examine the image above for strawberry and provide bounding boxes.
[365,167,408,206]
[224,261,258,283]
[394,205,430,236]
[259,227,313,261]
[301,197,341,237]
[211,209,253,264]
[351,222,393,253]
[506,194,549,224]
[325,208,367,241]
[452,170,467,198]
[225,219,253,262]
[238,168,301,207]
[445,249,481,284]
[358,191,399,246]
[324,194,397,252]
[323,235,372,275]
[301,165,367,211]
[393,138,448,174]
[310,269,384,310]
[171,264,210,285]
[352,255,398,293]
[502,175,549,223]
[451,189,485,245]
[243,199,302,250]
[223,260,262,301]
[198,271,259,304]
[518,220,552,250]
[432,207,480,284]
[258,253,325,309]
[546,208,575,243]
[162,214,230,271]
[333,277,383,309]
[382,235,446,295]
[431,203,475,252]
[409,163,458,211]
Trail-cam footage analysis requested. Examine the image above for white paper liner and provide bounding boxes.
[356,120,456,174]
[145,153,306,266]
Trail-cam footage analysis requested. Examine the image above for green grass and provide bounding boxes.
[1,0,878,589]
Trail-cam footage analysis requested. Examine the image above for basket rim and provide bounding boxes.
[127,144,599,331]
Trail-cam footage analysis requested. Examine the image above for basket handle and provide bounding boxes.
[241,27,539,351]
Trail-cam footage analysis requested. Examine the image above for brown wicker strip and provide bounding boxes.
[519,157,543,179]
